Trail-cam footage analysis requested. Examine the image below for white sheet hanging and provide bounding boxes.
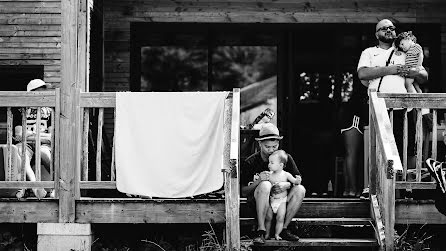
[115,92,228,198]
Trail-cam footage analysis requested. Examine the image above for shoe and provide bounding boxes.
[279,229,299,241]
[426,159,446,193]
[360,187,369,200]
[253,230,266,244]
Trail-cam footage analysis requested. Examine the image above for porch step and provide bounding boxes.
[241,217,373,226]
[255,238,378,247]
[241,197,370,218]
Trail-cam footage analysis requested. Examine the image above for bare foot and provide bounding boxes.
[15,189,25,199]
[275,235,282,240]
[33,188,47,199]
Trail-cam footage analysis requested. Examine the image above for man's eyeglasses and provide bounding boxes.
[376,26,396,32]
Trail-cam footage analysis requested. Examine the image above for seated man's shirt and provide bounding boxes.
[240,151,301,197]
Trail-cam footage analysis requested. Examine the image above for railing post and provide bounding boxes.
[223,89,240,251]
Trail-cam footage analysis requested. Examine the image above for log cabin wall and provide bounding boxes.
[0,0,61,87]
[102,0,446,139]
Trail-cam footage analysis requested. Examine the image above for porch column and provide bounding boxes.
[37,223,92,251]
[60,0,82,222]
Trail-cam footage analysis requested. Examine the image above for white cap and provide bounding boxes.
[27,79,48,92]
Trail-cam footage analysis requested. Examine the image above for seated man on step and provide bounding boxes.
[241,123,306,244]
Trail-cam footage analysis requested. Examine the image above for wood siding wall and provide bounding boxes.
[102,0,446,139]
[0,0,61,87]
[103,0,446,91]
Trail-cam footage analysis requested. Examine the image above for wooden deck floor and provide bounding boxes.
[0,197,445,224]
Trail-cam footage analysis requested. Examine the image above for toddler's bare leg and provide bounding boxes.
[405,78,417,93]
[275,202,287,240]
[265,206,273,239]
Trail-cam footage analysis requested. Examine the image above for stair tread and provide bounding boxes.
[254,238,378,247]
[241,217,373,225]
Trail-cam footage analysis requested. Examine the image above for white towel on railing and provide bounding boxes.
[115,92,228,198]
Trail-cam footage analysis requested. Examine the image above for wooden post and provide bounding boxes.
[223,89,240,251]
[59,0,80,223]
[369,94,377,195]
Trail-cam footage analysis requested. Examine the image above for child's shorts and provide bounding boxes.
[16,142,51,159]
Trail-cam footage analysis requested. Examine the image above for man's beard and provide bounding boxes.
[378,33,395,43]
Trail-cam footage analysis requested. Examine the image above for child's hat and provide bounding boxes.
[255,123,283,141]
[27,79,48,92]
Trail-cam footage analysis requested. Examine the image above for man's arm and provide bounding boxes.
[357,65,403,83]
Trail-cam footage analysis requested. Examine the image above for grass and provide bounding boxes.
[394,224,433,251]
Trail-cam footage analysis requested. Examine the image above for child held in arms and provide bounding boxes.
[265,150,302,240]
[394,31,425,95]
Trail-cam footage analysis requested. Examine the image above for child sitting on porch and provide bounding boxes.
[14,79,54,199]
[265,150,302,240]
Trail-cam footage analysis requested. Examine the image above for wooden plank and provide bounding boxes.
[59,0,79,222]
[240,200,370,218]
[0,201,58,223]
[223,89,240,251]
[403,109,408,179]
[82,109,89,181]
[6,108,13,181]
[79,181,116,189]
[0,181,55,189]
[240,217,372,225]
[369,92,403,173]
[74,89,81,200]
[111,110,116,181]
[80,92,116,108]
[395,182,436,190]
[415,110,423,182]
[35,108,41,181]
[50,108,55,180]
[432,109,438,160]
[54,88,60,197]
[0,37,61,43]
[75,200,226,223]
[20,110,27,181]
[369,99,377,195]
[381,94,446,109]
[95,108,104,181]
[257,238,377,247]
[370,194,385,250]
[0,91,56,107]
[396,201,446,224]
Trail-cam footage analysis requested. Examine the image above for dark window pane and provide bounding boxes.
[141,46,208,91]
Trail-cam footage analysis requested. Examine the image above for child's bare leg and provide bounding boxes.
[264,206,273,239]
[23,155,46,199]
[275,202,287,240]
[405,78,417,93]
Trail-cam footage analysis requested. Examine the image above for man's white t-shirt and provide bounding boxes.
[357,46,406,93]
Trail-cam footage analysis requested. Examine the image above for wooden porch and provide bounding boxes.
[0,91,446,250]
[1,0,446,250]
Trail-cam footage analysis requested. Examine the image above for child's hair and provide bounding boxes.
[395,31,417,49]
[271,150,288,165]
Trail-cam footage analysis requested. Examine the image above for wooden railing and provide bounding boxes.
[0,90,60,195]
[0,89,241,249]
[369,91,446,250]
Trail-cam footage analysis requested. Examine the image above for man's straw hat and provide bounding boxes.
[255,123,283,141]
